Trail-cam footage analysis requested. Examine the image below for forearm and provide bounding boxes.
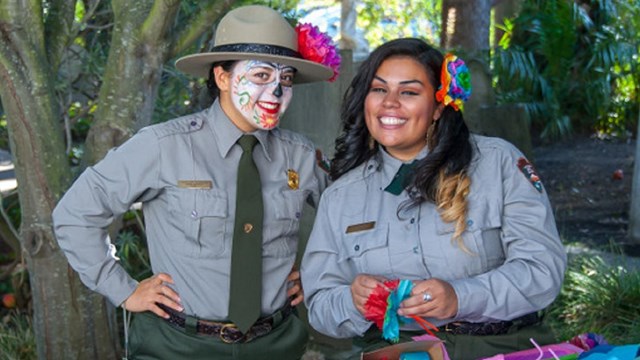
[306,283,371,338]
[451,221,566,321]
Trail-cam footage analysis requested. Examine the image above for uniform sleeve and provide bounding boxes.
[308,148,331,208]
[301,190,372,338]
[450,144,567,322]
[52,129,161,307]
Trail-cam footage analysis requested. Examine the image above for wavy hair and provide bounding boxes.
[332,38,473,248]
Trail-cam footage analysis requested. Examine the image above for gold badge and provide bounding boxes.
[287,169,299,190]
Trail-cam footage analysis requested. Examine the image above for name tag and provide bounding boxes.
[177,180,213,189]
[345,221,376,234]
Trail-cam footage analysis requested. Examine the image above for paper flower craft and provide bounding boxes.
[295,23,341,82]
[435,53,471,111]
[364,279,438,343]
[567,333,607,351]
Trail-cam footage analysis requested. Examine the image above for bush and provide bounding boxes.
[0,311,36,360]
[546,255,640,344]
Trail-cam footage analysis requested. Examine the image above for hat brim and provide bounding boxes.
[175,52,334,84]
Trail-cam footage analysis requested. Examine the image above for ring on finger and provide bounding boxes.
[422,292,433,302]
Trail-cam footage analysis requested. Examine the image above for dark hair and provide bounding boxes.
[331,38,473,206]
[206,60,237,99]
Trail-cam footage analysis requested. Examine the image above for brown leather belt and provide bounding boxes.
[438,312,541,336]
[158,303,293,343]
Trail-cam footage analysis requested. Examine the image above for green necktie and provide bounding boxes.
[384,161,417,195]
[228,135,263,333]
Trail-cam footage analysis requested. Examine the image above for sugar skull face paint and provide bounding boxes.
[230,60,295,130]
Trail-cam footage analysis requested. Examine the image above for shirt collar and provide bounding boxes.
[209,99,272,161]
[378,145,430,181]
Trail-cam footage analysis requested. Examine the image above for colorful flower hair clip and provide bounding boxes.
[295,23,341,82]
[435,53,471,111]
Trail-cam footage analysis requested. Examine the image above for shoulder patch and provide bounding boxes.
[315,149,331,174]
[517,157,543,193]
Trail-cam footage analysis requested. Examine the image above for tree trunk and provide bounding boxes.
[83,0,176,165]
[0,3,119,358]
[0,1,236,358]
[441,0,491,52]
[84,0,235,165]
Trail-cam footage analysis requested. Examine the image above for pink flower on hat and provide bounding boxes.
[295,23,341,82]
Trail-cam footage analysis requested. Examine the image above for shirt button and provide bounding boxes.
[354,245,360,251]
[191,210,198,218]
[467,219,474,227]
[410,218,415,224]
[190,121,197,127]
[244,223,254,233]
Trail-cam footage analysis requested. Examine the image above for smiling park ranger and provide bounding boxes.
[52,5,339,360]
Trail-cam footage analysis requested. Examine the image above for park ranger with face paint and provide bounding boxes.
[52,5,339,360]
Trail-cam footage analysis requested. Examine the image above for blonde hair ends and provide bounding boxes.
[435,170,472,252]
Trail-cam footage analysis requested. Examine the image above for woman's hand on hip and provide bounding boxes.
[286,265,304,306]
[122,273,183,318]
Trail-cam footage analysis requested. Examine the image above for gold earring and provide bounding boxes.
[368,135,376,150]
[426,120,438,149]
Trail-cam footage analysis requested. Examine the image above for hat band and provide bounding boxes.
[211,43,302,59]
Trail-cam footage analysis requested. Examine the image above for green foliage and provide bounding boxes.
[357,0,441,48]
[0,116,9,151]
[2,193,21,235]
[494,0,639,140]
[547,255,640,344]
[115,214,151,282]
[0,312,36,360]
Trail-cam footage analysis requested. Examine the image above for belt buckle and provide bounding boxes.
[442,322,458,333]
[220,323,244,344]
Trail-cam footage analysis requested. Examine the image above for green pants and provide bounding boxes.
[128,311,309,360]
[351,324,557,360]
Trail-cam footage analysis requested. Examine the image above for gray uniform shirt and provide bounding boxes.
[52,100,328,320]
[301,135,567,339]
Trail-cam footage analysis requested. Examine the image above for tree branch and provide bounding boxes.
[44,0,77,69]
[140,0,181,46]
[0,1,45,73]
[169,0,237,59]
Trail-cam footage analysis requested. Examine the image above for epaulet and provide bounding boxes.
[149,114,205,138]
[315,149,331,174]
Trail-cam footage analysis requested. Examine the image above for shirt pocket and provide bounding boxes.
[434,201,504,275]
[338,223,392,275]
[263,190,305,258]
[167,187,229,258]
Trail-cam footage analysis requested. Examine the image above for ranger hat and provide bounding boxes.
[175,5,337,83]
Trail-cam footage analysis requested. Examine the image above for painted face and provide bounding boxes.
[230,60,295,130]
[364,56,443,161]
